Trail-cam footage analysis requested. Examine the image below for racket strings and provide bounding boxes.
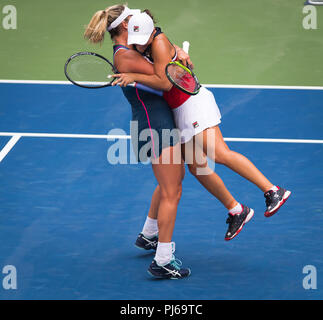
[66,55,114,87]
[167,64,199,93]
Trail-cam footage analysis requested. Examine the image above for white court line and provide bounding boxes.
[0,79,71,85]
[203,84,323,91]
[1,79,323,90]
[0,132,130,139]
[0,135,21,163]
[0,132,322,144]
[224,138,323,144]
[0,132,321,163]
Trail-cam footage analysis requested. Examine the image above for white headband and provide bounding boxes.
[107,7,140,31]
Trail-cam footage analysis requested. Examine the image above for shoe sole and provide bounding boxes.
[225,209,254,241]
[147,269,191,280]
[134,244,156,251]
[264,190,291,218]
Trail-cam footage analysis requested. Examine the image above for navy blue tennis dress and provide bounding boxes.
[113,44,179,162]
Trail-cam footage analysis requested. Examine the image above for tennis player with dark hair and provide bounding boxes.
[111,12,291,244]
[84,4,191,279]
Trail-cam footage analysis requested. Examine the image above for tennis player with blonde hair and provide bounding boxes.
[85,4,191,279]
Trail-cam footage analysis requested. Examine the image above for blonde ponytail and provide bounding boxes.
[84,4,127,44]
[84,10,108,44]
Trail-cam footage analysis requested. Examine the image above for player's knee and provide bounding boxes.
[213,148,230,165]
[187,162,208,176]
[160,183,182,204]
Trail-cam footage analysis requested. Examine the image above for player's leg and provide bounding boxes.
[151,161,182,243]
[199,126,273,191]
[147,144,190,279]
[135,185,160,251]
[196,125,291,216]
[182,138,237,210]
[135,147,184,251]
[182,137,254,241]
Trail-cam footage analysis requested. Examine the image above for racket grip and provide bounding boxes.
[134,83,163,96]
[182,41,190,54]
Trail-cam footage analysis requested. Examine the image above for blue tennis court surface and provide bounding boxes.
[0,82,322,300]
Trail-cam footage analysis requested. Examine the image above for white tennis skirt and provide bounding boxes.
[172,86,222,144]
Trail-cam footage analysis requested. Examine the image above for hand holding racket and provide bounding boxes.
[175,41,193,69]
[109,73,136,87]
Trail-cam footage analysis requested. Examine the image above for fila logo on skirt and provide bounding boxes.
[192,121,199,128]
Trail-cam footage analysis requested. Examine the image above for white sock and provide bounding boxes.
[154,242,174,266]
[229,203,243,215]
[142,216,158,238]
[269,185,279,192]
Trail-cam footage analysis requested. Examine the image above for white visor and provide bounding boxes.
[127,12,154,45]
[107,7,140,31]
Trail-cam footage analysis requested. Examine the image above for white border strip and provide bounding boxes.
[224,137,323,144]
[1,79,323,90]
[203,84,323,91]
[0,132,322,144]
[0,79,71,85]
[306,1,323,5]
[0,132,321,164]
[0,135,21,163]
[0,132,130,139]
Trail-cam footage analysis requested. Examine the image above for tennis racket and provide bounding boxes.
[165,41,201,95]
[64,52,117,89]
[64,51,162,95]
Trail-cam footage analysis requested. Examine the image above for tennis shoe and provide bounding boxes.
[135,233,158,251]
[225,205,254,241]
[264,186,291,217]
[148,255,191,279]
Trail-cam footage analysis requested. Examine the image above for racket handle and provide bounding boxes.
[182,41,190,54]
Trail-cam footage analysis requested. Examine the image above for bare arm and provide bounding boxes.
[112,37,174,91]
[114,49,155,74]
